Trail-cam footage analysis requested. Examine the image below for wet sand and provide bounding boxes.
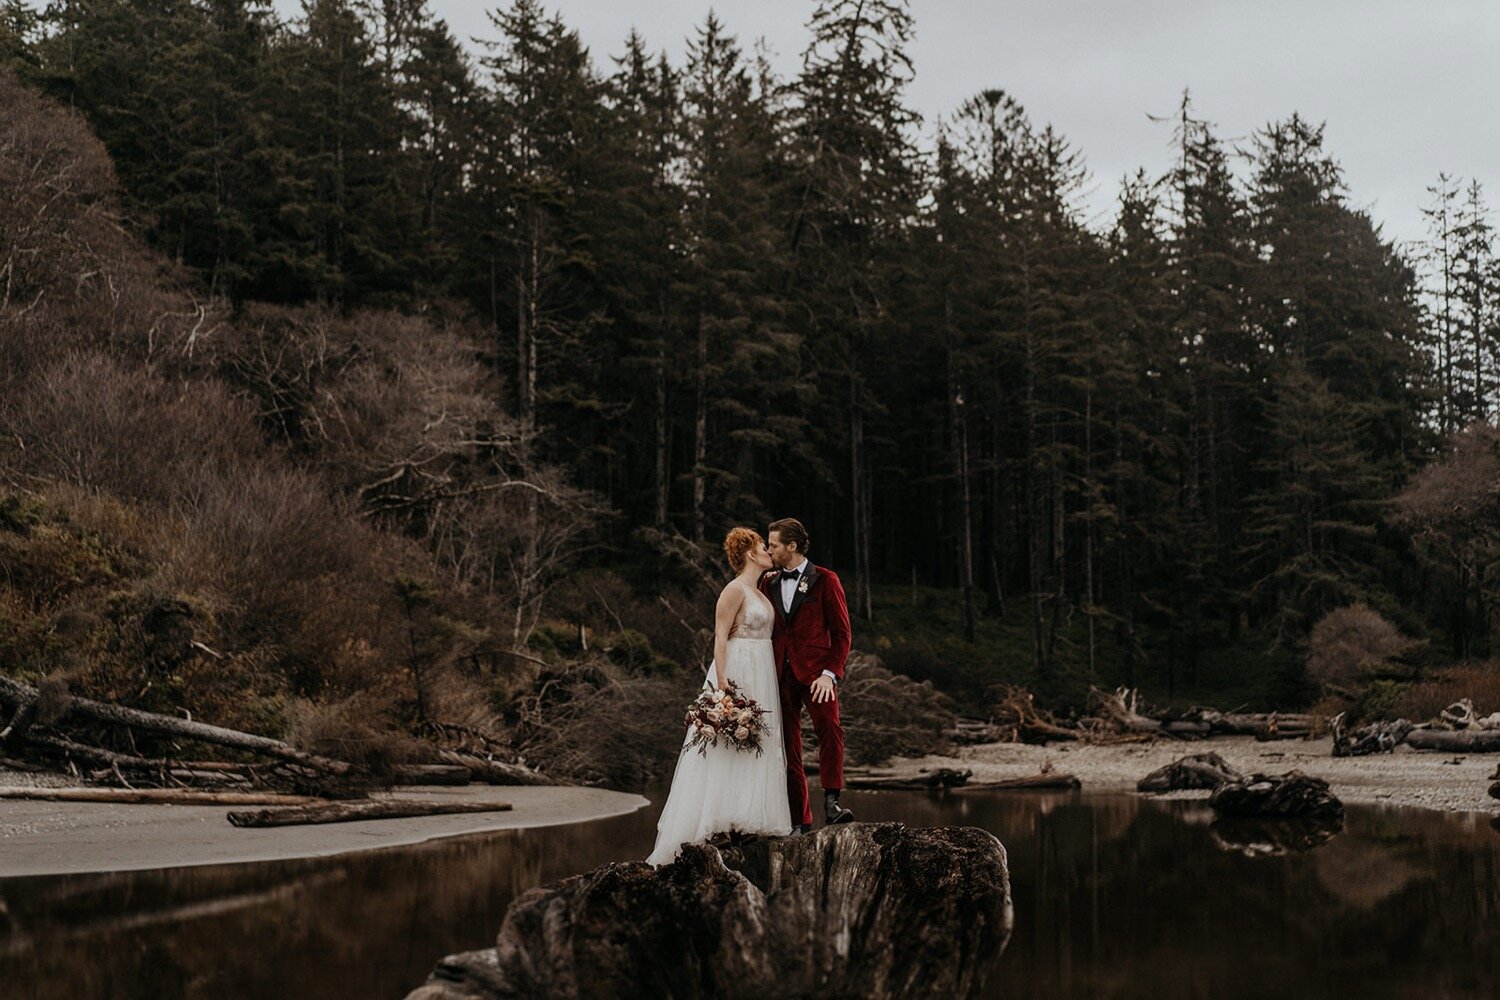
[0,782,649,877]
[887,735,1500,813]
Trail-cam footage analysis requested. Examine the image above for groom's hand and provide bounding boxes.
[810,675,836,704]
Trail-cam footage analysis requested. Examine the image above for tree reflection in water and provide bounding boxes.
[1,791,1495,999]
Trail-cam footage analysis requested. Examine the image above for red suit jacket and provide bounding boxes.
[759,563,852,685]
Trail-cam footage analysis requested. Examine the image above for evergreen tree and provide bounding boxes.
[0,0,41,77]
[261,0,415,306]
[787,0,921,619]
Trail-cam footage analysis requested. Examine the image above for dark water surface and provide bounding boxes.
[1,788,1497,999]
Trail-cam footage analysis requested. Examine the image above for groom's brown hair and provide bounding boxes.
[768,517,809,554]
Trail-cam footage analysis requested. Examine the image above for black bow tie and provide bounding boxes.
[780,569,802,582]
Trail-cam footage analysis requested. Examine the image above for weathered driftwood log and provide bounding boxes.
[951,718,1006,745]
[226,799,511,828]
[393,764,472,786]
[1089,687,1161,734]
[1209,817,1343,858]
[1193,710,1325,737]
[1330,714,1413,757]
[962,773,1081,791]
[0,675,351,774]
[1405,728,1500,752]
[1208,770,1344,820]
[0,787,319,805]
[405,823,1012,1000]
[1137,752,1243,793]
[1160,721,1212,737]
[434,750,556,786]
[844,767,973,790]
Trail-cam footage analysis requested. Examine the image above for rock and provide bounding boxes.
[1488,781,1499,802]
[1208,769,1344,820]
[406,823,1013,1000]
[1137,752,1242,793]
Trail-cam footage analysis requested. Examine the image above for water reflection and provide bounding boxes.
[1208,816,1343,858]
[1,791,1495,1000]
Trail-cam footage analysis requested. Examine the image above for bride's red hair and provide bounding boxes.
[722,526,763,571]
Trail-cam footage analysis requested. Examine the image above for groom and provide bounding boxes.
[760,517,854,831]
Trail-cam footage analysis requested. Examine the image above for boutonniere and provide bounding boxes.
[797,580,810,594]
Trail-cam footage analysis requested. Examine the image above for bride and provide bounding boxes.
[647,527,792,865]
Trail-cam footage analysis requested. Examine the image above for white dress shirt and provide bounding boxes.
[778,557,838,685]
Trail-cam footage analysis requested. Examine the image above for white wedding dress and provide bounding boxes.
[647,581,792,865]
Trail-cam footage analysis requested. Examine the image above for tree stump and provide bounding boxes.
[1208,770,1344,820]
[1137,752,1243,793]
[1331,714,1413,757]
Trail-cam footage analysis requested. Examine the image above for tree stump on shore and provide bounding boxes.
[1137,753,1243,793]
[405,823,1013,1000]
[1331,714,1413,757]
[1208,770,1344,820]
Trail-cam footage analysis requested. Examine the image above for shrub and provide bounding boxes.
[1306,604,1416,689]
[1391,663,1500,722]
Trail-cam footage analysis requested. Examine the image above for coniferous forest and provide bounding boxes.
[3,0,1500,782]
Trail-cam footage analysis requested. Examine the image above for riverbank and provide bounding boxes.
[0,779,649,878]
[885,735,1499,814]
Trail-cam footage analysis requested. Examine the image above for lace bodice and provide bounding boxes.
[730,582,774,641]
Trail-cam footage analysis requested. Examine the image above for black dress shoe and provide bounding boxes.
[796,823,813,835]
[824,792,854,825]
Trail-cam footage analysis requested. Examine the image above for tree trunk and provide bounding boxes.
[0,787,319,806]
[0,676,351,774]
[226,799,512,828]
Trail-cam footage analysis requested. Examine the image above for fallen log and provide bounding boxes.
[1253,727,1317,742]
[1201,712,1325,736]
[1138,752,1243,793]
[1161,721,1212,738]
[951,719,1006,745]
[961,773,1081,791]
[0,675,351,774]
[393,764,471,786]
[844,768,973,791]
[1405,729,1500,752]
[226,799,512,828]
[434,750,556,786]
[1208,770,1344,820]
[0,787,320,806]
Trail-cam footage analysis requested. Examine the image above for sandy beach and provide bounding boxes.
[0,780,649,878]
[885,735,1500,814]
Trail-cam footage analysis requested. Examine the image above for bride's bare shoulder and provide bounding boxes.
[716,579,748,608]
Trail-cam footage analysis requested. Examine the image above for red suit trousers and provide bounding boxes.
[780,670,845,827]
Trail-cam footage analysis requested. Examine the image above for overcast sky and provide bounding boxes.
[277,1,1497,249]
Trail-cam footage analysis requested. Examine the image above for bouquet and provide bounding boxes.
[683,680,770,757]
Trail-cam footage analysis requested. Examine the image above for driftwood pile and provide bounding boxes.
[0,673,553,824]
[956,685,1328,747]
[1333,698,1500,756]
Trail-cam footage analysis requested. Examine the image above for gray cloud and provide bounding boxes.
[274,0,1499,247]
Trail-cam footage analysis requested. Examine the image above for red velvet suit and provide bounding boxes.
[759,563,851,826]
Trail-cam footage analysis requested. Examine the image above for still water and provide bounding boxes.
[1,789,1497,999]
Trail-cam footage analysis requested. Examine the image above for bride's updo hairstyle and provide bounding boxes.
[723,526,763,572]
